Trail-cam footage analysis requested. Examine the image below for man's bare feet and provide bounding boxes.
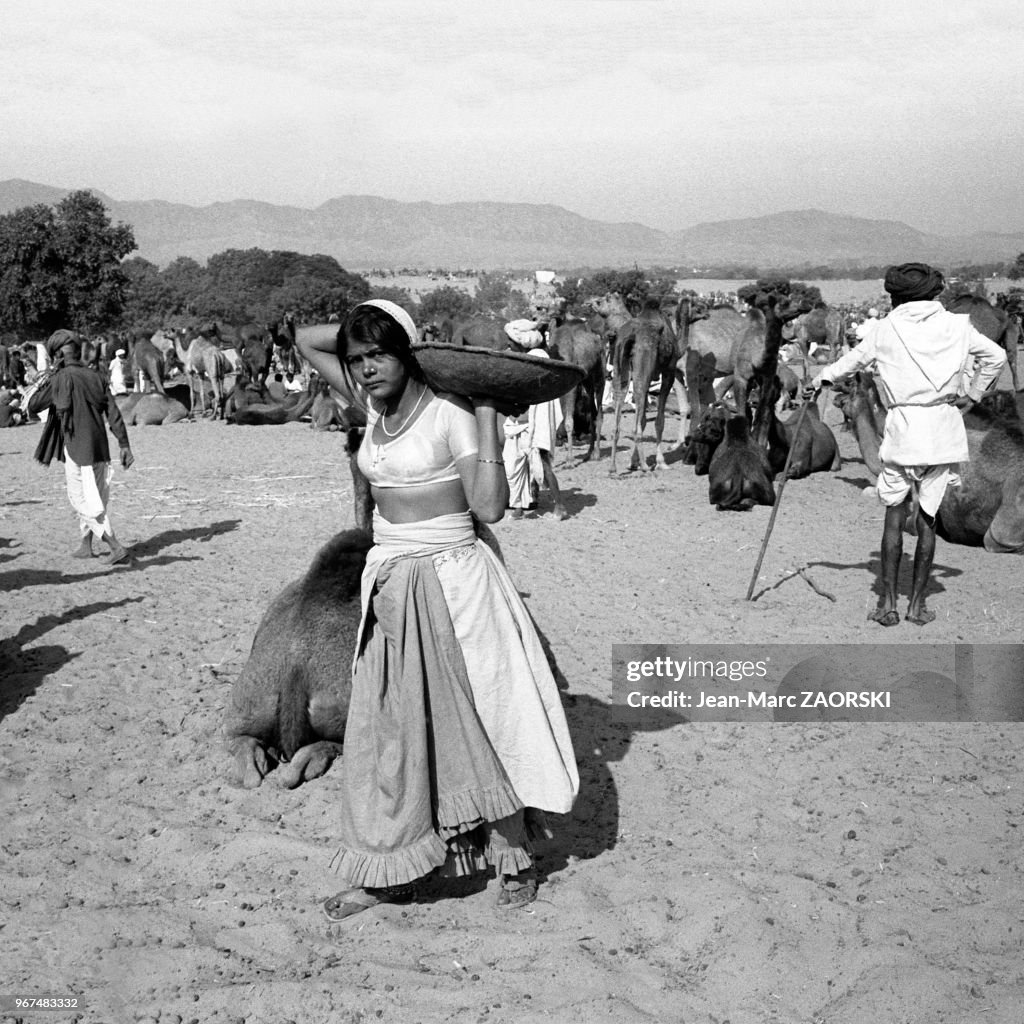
[905,606,936,626]
[868,607,900,627]
[72,535,95,559]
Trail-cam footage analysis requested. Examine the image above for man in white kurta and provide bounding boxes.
[502,348,568,520]
[808,263,1006,627]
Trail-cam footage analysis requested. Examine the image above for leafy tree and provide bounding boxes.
[736,278,822,307]
[0,204,62,333]
[197,248,370,323]
[120,257,182,329]
[1007,252,1024,282]
[368,285,416,311]
[54,191,136,332]
[0,190,135,335]
[419,285,474,323]
[473,271,516,315]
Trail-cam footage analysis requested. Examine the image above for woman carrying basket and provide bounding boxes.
[298,300,578,920]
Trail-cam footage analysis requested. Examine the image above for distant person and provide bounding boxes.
[503,318,546,350]
[34,341,51,376]
[267,372,287,402]
[108,348,129,396]
[0,385,25,427]
[28,330,135,565]
[502,348,568,520]
[806,263,1005,627]
[284,371,304,394]
[8,347,26,387]
[854,306,881,344]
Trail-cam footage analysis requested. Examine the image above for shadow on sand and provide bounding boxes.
[130,519,242,559]
[0,596,145,723]
[0,552,204,592]
[751,553,963,611]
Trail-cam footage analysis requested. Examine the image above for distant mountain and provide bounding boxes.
[2,178,1022,271]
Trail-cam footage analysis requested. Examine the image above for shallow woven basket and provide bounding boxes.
[411,343,586,404]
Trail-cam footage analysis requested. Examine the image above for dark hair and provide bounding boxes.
[341,304,424,382]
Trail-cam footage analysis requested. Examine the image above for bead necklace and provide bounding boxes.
[380,383,427,438]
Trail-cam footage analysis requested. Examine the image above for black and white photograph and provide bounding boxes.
[2,3,1023,1022]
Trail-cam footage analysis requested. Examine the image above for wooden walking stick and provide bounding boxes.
[745,392,819,601]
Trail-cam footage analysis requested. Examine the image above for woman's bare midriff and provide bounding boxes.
[371,478,470,524]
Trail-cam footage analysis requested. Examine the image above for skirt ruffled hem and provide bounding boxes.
[329,830,447,888]
[485,839,535,877]
[436,785,524,839]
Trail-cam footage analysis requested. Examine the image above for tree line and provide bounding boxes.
[3,189,1023,342]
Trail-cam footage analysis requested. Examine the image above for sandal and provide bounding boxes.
[497,870,538,911]
[322,882,419,922]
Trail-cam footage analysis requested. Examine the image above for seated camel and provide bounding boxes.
[224,519,562,788]
[946,294,1021,392]
[224,529,373,789]
[708,413,775,512]
[936,400,1024,552]
[831,372,886,477]
[310,379,355,431]
[766,402,841,479]
[122,393,189,425]
[841,377,1024,552]
[681,403,729,475]
[225,383,316,425]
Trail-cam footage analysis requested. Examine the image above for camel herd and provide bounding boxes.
[83,321,355,432]
[220,287,1024,791]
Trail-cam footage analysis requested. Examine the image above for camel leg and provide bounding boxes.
[561,387,576,469]
[631,395,647,473]
[226,735,274,789]
[590,377,603,462]
[686,351,704,428]
[653,376,674,468]
[1005,331,1020,391]
[732,376,749,421]
[610,392,625,476]
[274,740,345,788]
[671,366,690,449]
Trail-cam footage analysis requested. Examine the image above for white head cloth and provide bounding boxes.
[354,299,419,349]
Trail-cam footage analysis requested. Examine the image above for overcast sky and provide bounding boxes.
[3,0,1022,235]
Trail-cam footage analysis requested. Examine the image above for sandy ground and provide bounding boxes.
[2,397,1023,1024]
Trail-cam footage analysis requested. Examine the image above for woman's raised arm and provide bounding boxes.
[295,327,351,395]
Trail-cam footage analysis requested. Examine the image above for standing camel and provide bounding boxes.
[121,328,167,395]
[587,292,631,366]
[547,313,606,465]
[608,297,678,474]
[174,331,231,418]
[730,291,807,434]
[675,300,747,427]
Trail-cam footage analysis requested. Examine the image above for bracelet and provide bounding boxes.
[477,457,503,464]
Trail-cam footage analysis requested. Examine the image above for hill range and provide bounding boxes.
[2,178,1022,271]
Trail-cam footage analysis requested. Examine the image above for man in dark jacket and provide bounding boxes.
[28,330,135,564]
